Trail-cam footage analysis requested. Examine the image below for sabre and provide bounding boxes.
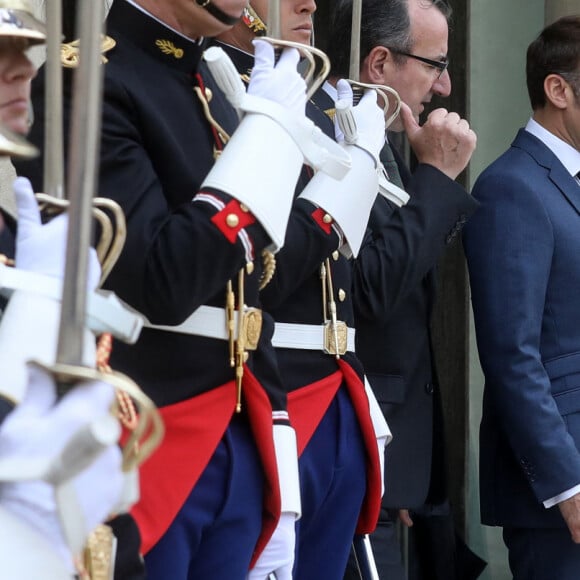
[43,0,64,199]
[32,0,163,563]
[263,0,330,99]
[352,534,380,580]
[267,0,281,43]
[344,0,401,126]
[339,0,408,207]
[348,0,362,83]
[43,0,163,465]
[55,0,105,385]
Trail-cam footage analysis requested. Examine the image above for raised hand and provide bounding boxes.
[400,102,476,180]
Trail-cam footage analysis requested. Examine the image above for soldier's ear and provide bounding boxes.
[362,45,390,85]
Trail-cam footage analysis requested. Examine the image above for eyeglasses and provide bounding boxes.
[388,48,449,79]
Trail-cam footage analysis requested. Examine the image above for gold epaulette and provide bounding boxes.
[61,34,116,69]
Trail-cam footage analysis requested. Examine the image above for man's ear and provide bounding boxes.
[544,73,572,110]
[361,46,391,84]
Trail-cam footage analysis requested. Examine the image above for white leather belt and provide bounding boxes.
[272,322,355,353]
[142,304,230,340]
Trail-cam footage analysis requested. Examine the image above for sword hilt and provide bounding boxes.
[261,38,331,99]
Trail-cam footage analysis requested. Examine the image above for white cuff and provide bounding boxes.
[378,166,410,207]
[273,424,301,518]
[544,483,580,509]
[364,376,391,498]
[202,114,303,252]
[363,376,392,444]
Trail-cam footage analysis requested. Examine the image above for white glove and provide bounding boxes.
[0,178,101,403]
[247,511,296,580]
[334,79,385,166]
[248,40,306,116]
[14,176,100,286]
[298,80,385,258]
[0,365,123,571]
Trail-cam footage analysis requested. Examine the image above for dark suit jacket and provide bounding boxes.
[354,145,477,508]
[464,128,580,528]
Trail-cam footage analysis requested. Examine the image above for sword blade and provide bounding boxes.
[352,534,380,580]
[267,0,281,40]
[349,0,362,82]
[43,0,65,199]
[56,0,105,373]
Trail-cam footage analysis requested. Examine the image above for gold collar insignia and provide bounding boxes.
[155,39,184,59]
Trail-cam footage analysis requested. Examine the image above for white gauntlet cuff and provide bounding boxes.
[299,146,379,258]
[273,424,301,518]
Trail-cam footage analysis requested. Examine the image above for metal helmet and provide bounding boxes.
[0,0,46,45]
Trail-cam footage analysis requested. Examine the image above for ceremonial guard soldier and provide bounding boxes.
[14,0,333,577]
[216,3,390,577]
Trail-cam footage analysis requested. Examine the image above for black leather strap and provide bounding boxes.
[195,0,241,26]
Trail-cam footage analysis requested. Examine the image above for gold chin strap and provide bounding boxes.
[0,124,38,159]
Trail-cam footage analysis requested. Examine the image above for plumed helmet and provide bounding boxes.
[0,0,46,45]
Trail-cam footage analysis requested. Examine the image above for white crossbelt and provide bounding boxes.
[272,322,355,352]
[0,263,143,343]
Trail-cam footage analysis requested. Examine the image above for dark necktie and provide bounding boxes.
[380,142,404,189]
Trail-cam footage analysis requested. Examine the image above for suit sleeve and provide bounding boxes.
[353,163,477,322]
[464,169,580,502]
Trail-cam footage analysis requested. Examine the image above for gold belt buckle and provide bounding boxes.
[324,321,348,356]
[239,307,262,351]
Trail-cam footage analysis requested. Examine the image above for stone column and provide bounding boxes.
[545,0,578,24]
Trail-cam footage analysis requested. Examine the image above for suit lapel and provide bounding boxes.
[513,129,580,215]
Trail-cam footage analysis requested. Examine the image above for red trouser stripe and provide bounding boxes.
[338,359,382,534]
[242,366,281,568]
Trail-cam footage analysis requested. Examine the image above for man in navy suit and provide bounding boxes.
[464,15,580,579]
